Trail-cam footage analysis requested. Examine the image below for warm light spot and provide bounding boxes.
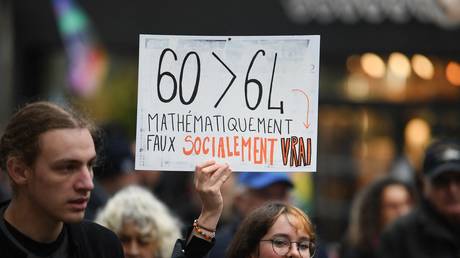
[405,118,431,147]
[386,70,406,94]
[412,54,434,80]
[446,61,460,86]
[346,55,361,73]
[361,53,386,78]
[388,52,411,79]
[345,74,370,100]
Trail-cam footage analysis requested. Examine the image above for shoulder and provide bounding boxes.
[384,208,419,236]
[67,221,124,258]
[0,228,26,258]
[378,209,424,256]
[72,220,119,240]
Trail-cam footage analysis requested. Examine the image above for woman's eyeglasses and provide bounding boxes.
[260,237,316,257]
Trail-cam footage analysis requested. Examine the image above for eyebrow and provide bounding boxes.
[52,156,97,166]
[271,233,311,241]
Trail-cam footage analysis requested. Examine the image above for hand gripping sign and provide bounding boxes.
[136,35,320,172]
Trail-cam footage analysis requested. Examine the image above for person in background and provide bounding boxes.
[208,172,293,258]
[340,176,415,258]
[226,201,316,258]
[153,171,198,227]
[378,139,460,258]
[96,185,182,258]
[85,122,139,221]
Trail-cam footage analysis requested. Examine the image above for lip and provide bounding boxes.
[67,197,89,211]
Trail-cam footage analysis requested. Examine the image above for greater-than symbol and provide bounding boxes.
[212,52,237,108]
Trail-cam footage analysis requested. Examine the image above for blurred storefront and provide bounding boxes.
[3,0,460,246]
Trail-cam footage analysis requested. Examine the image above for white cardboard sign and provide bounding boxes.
[136,35,320,172]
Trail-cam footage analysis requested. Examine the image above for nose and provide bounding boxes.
[286,243,303,258]
[124,240,140,258]
[447,179,460,193]
[75,166,94,192]
[395,203,411,216]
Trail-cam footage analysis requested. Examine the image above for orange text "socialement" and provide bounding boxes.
[183,135,277,165]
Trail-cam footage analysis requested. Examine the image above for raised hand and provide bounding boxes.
[194,160,232,232]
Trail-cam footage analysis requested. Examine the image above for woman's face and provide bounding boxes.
[380,184,413,228]
[253,214,314,258]
[119,220,158,258]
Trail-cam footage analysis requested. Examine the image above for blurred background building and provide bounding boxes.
[2,0,460,252]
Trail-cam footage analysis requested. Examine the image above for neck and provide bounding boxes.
[3,197,63,243]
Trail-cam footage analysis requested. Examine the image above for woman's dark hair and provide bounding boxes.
[345,176,416,250]
[226,201,315,258]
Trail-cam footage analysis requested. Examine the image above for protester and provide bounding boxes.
[96,185,182,258]
[378,139,460,258]
[208,172,293,258]
[0,101,123,257]
[0,101,233,258]
[340,176,415,258]
[226,201,316,258]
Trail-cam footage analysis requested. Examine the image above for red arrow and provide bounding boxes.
[292,88,310,129]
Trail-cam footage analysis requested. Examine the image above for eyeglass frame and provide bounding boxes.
[260,238,316,257]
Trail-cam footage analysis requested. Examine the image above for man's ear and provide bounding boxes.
[6,157,30,185]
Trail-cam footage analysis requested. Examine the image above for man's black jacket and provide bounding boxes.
[0,201,124,258]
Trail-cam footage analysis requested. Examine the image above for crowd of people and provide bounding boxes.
[0,100,459,258]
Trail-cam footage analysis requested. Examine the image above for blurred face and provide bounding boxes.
[380,184,413,228]
[106,172,139,195]
[136,171,161,189]
[424,171,460,223]
[27,128,95,223]
[254,214,313,258]
[119,220,158,258]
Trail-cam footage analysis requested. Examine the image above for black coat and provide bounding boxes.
[378,200,460,258]
[0,219,124,258]
[172,233,215,258]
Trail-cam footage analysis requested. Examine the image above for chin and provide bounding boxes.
[61,212,85,224]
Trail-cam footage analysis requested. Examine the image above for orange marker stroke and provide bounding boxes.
[291,88,310,128]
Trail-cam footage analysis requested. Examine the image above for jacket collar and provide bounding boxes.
[417,199,459,243]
